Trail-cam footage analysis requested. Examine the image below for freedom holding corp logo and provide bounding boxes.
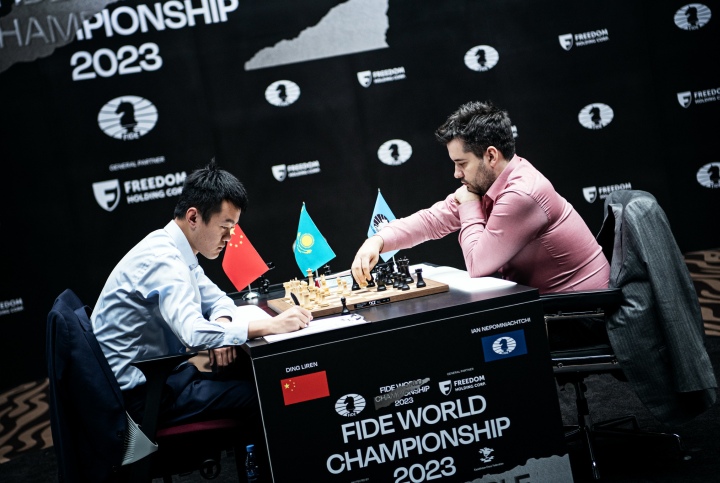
[98,96,158,140]
[93,179,121,212]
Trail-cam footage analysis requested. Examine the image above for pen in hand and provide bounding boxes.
[289,292,310,329]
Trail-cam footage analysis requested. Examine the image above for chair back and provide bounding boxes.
[46,289,126,482]
[596,190,717,424]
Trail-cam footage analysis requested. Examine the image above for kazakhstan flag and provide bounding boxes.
[294,203,336,276]
[367,190,399,262]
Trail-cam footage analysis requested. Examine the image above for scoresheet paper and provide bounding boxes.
[262,313,367,343]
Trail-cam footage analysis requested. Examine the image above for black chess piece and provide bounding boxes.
[396,257,411,283]
[366,272,376,288]
[415,268,427,288]
[340,297,350,315]
[376,276,386,291]
[393,273,401,289]
[403,262,413,284]
[260,277,271,294]
[351,278,360,291]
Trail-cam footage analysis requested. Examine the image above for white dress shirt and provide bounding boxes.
[91,221,249,391]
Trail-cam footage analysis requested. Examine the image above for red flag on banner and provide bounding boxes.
[280,371,330,405]
[222,225,269,291]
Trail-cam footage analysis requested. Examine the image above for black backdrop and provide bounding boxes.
[1,0,718,390]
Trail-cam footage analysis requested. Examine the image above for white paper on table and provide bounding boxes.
[235,304,275,320]
[262,313,367,343]
[410,264,516,293]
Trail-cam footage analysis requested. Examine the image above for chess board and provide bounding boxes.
[267,276,449,318]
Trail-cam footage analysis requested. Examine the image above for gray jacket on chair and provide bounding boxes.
[596,189,717,424]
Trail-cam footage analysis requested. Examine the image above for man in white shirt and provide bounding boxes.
[91,160,311,434]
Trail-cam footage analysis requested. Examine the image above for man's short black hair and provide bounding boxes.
[173,159,248,222]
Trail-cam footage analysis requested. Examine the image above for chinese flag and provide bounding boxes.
[222,225,269,291]
[280,371,330,405]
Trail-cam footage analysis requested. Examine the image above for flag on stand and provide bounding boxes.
[293,203,336,276]
[222,224,269,292]
[367,189,399,262]
[280,370,330,405]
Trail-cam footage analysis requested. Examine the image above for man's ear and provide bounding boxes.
[186,207,199,228]
[486,146,500,167]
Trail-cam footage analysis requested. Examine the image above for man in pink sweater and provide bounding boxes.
[351,101,609,295]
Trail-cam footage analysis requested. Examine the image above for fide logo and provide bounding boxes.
[578,103,614,129]
[674,4,712,30]
[265,80,300,106]
[377,139,412,166]
[335,394,366,417]
[697,162,720,188]
[371,214,392,233]
[98,96,158,141]
[93,179,121,212]
[463,45,499,72]
[491,336,518,356]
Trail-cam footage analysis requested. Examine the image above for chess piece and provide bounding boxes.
[351,278,361,291]
[283,282,292,301]
[340,297,350,315]
[415,268,427,288]
[396,257,412,283]
[366,272,376,288]
[376,276,386,291]
[260,277,271,294]
[393,273,401,289]
[402,260,413,284]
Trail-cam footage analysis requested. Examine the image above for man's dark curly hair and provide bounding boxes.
[435,101,515,160]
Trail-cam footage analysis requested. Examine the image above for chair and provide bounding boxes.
[46,288,251,483]
[541,190,717,480]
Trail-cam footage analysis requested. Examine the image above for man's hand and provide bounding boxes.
[351,236,384,285]
[248,306,313,339]
[209,316,237,368]
[209,346,237,367]
[454,185,480,204]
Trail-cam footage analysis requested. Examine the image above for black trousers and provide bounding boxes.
[122,351,269,477]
